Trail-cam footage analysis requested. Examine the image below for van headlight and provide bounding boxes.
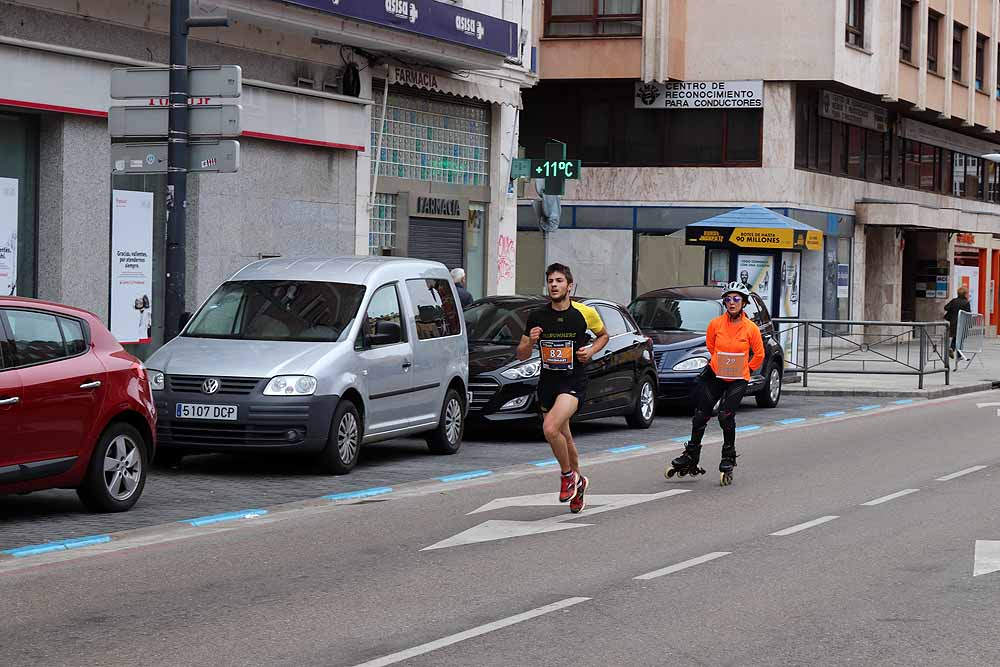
[672,357,709,372]
[501,360,541,381]
[147,369,165,391]
[264,375,318,396]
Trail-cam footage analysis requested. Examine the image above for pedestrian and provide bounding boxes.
[944,287,972,358]
[666,281,765,486]
[516,263,608,513]
[451,268,474,308]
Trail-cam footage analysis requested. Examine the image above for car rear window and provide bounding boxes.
[628,298,722,332]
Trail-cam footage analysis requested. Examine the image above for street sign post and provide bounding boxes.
[109,105,242,139]
[108,0,233,341]
[111,141,240,174]
[111,65,242,99]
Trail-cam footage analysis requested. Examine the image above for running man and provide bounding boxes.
[517,263,609,513]
[666,281,764,486]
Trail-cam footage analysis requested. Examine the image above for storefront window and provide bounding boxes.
[466,204,486,299]
[707,248,730,286]
[371,89,490,186]
[0,113,39,298]
[370,193,397,255]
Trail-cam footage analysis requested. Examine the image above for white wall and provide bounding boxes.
[543,230,634,305]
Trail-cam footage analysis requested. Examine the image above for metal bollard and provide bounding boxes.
[802,322,810,388]
[917,326,926,390]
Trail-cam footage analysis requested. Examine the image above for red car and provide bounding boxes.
[0,297,156,512]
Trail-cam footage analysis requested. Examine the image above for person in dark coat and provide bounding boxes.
[944,286,972,357]
[451,268,474,308]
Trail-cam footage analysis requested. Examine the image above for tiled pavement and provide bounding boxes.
[0,394,930,551]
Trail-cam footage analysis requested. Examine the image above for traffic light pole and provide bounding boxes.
[165,1,229,340]
[165,0,190,341]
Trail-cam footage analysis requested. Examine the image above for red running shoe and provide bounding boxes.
[559,471,579,503]
[570,475,589,514]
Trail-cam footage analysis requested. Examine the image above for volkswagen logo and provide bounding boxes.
[202,378,221,395]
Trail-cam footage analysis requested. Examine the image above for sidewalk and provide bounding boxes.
[783,338,1000,399]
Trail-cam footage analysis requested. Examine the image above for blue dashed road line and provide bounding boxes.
[777,417,807,425]
[858,404,881,411]
[2,535,112,558]
[182,509,268,527]
[735,425,761,433]
[822,411,846,417]
[323,487,393,502]
[438,470,493,483]
[671,436,690,443]
[894,399,915,405]
[529,459,559,467]
[608,444,647,453]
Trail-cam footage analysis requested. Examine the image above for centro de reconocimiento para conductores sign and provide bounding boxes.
[635,80,764,110]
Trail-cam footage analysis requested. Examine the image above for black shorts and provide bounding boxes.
[538,375,588,413]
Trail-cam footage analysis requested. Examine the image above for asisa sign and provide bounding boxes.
[282,0,517,58]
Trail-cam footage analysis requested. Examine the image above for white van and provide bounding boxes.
[145,257,469,474]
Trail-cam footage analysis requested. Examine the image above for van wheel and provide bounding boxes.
[77,423,148,513]
[427,389,465,455]
[626,375,657,429]
[320,401,362,475]
[755,364,782,408]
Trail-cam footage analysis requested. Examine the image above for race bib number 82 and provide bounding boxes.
[541,340,574,370]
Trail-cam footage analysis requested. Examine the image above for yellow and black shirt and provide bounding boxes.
[526,301,605,382]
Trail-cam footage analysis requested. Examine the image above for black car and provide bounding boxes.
[464,296,658,428]
[627,286,784,408]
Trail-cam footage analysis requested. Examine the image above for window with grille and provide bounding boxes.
[369,193,397,255]
[846,0,865,48]
[545,0,642,37]
[900,1,914,63]
[371,89,490,186]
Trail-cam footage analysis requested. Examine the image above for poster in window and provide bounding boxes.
[837,263,850,298]
[736,254,774,306]
[110,190,154,344]
[0,177,17,296]
[953,265,980,311]
[778,252,800,371]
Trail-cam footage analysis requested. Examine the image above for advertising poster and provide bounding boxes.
[737,254,774,306]
[837,263,850,298]
[0,177,18,296]
[779,252,801,370]
[110,190,154,344]
[954,265,980,312]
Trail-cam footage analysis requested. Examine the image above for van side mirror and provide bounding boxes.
[369,320,402,346]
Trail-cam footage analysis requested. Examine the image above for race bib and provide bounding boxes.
[716,351,746,380]
[541,340,574,371]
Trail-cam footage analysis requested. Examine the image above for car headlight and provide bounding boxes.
[672,357,709,372]
[147,369,165,391]
[501,360,541,381]
[264,375,318,396]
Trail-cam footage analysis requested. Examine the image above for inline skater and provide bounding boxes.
[666,281,764,486]
[517,263,608,513]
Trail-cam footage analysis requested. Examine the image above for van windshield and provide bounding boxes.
[183,281,366,342]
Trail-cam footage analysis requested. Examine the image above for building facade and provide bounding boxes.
[0,0,535,353]
[518,0,1000,336]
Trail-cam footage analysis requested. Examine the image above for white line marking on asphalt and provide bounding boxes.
[770,516,839,536]
[936,466,988,481]
[348,597,591,667]
[861,489,920,506]
[634,552,731,580]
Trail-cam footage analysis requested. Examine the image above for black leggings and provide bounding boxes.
[690,368,748,452]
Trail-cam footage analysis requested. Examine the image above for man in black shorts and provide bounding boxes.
[517,263,608,513]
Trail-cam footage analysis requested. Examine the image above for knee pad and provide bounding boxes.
[718,410,736,428]
[692,409,711,426]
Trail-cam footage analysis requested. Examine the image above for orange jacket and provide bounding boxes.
[706,312,765,381]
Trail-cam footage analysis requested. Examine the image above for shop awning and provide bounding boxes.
[685,205,824,251]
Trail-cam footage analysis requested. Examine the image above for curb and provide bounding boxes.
[783,381,994,399]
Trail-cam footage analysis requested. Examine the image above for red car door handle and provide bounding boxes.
[80,381,102,390]
[0,396,20,406]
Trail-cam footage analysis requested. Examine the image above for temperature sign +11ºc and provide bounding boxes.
[532,159,581,179]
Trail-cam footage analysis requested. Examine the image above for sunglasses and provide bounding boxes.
[723,295,743,304]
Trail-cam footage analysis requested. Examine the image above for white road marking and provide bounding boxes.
[634,552,731,581]
[861,489,920,506]
[974,541,1000,577]
[348,597,591,667]
[936,466,988,482]
[770,516,839,536]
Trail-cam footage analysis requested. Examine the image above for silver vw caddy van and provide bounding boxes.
[145,257,469,474]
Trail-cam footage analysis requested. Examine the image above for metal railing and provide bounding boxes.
[955,311,986,371]
[771,318,950,389]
